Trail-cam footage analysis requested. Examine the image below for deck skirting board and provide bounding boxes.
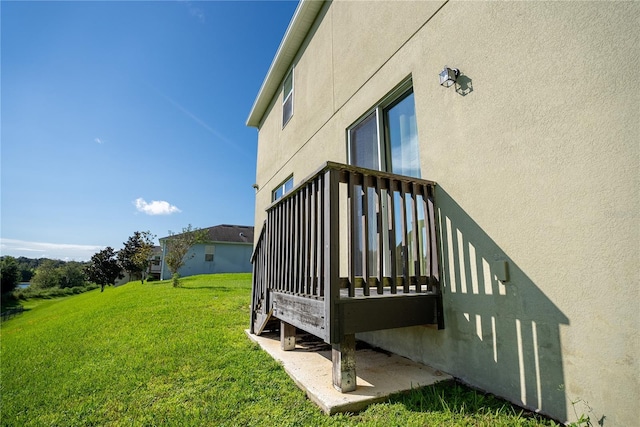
[271,290,439,343]
[272,291,326,340]
[337,294,439,336]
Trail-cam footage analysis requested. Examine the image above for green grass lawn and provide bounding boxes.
[1,274,558,426]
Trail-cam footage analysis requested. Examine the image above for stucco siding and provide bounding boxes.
[252,1,639,424]
[331,0,445,109]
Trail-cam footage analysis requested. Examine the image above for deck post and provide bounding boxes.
[280,321,296,351]
[332,334,356,392]
[323,168,341,343]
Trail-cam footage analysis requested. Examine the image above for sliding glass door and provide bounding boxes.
[347,85,422,279]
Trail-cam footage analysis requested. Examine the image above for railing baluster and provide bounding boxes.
[388,179,398,294]
[361,174,370,297]
[291,196,297,294]
[319,174,325,298]
[291,197,296,293]
[276,202,282,293]
[400,182,410,293]
[300,188,306,295]
[296,192,302,294]
[376,176,384,295]
[411,182,422,293]
[423,184,434,292]
[308,181,314,295]
[291,193,297,294]
[257,225,263,311]
[273,205,279,292]
[276,205,282,292]
[300,187,305,295]
[285,198,292,293]
[304,183,311,295]
[316,176,322,297]
[268,211,274,292]
[262,224,267,302]
[348,172,356,298]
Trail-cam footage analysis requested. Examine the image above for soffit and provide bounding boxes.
[246,0,325,128]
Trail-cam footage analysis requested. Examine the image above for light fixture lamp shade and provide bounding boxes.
[439,66,459,87]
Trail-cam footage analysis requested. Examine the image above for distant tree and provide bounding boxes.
[117,231,156,283]
[58,262,87,288]
[31,260,62,289]
[1,256,21,294]
[16,257,36,282]
[85,247,123,292]
[164,225,208,287]
[132,231,156,283]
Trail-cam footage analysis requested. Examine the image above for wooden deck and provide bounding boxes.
[250,162,444,392]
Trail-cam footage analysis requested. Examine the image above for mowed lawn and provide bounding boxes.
[1,274,556,426]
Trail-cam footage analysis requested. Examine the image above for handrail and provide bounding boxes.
[252,161,440,301]
[265,161,436,211]
[250,222,268,334]
[251,221,267,263]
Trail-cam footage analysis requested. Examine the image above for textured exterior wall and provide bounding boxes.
[160,242,253,279]
[252,1,639,424]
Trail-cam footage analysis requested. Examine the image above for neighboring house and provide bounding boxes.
[159,224,254,280]
[115,245,162,286]
[147,246,162,280]
[247,1,638,425]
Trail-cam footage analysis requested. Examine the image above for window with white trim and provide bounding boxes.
[282,68,294,126]
[272,176,293,202]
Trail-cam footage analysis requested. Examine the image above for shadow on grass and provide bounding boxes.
[0,295,32,313]
[388,380,558,425]
[1,296,23,311]
[0,299,30,322]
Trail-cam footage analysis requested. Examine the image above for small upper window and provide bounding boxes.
[282,69,294,126]
[272,176,293,202]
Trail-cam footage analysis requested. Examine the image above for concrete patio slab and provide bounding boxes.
[245,330,451,414]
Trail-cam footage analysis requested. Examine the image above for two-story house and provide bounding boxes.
[247,1,638,425]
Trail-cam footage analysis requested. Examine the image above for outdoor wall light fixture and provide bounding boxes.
[439,66,459,88]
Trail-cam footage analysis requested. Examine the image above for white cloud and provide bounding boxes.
[134,198,181,215]
[0,238,104,261]
[95,137,104,144]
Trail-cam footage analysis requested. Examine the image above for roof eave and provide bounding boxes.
[246,0,325,128]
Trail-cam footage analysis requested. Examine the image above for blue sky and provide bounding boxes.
[1,0,298,261]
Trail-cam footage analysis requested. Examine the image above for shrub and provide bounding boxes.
[13,284,99,300]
